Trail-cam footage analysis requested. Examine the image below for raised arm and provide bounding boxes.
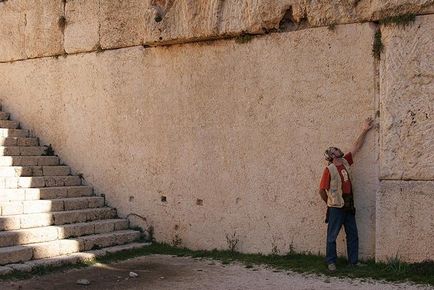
[350,117,374,157]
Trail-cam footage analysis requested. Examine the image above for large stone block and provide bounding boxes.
[0,246,32,265]
[143,0,434,45]
[99,0,146,49]
[0,0,27,61]
[20,213,53,228]
[24,0,65,58]
[376,180,434,262]
[380,15,434,180]
[0,23,378,256]
[64,0,99,53]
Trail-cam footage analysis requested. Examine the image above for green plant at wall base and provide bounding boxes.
[146,225,155,242]
[235,34,254,44]
[379,13,416,27]
[386,256,409,274]
[172,234,183,247]
[225,232,239,252]
[372,30,384,60]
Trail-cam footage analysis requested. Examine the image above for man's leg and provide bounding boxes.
[343,212,359,265]
[326,207,344,265]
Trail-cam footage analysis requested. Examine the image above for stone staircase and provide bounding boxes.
[0,108,146,274]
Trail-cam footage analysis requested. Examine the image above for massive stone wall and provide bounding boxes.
[0,1,432,262]
[376,15,434,262]
[0,0,433,60]
[0,23,377,257]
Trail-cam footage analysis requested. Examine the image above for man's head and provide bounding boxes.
[324,147,344,162]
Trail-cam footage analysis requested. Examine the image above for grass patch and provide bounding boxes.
[1,243,433,286]
[379,13,416,27]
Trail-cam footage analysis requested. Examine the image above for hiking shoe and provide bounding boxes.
[349,262,367,267]
[327,263,337,272]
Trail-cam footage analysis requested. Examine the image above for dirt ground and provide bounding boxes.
[0,255,432,290]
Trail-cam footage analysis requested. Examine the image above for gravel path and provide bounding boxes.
[0,255,432,290]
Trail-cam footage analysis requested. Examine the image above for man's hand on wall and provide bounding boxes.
[363,117,374,132]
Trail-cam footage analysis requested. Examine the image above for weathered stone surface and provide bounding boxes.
[66,186,93,198]
[0,189,26,202]
[43,166,71,176]
[58,222,95,239]
[94,220,114,234]
[99,0,146,49]
[0,202,23,215]
[376,180,434,262]
[0,227,58,247]
[0,0,64,62]
[0,246,32,265]
[0,266,13,275]
[64,0,100,54]
[24,0,64,58]
[23,200,64,214]
[0,129,29,138]
[380,15,434,180]
[8,263,31,273]
[32,187,67,200]
[0,0,27,61]
[0,23,378,257]
[0,216,20,231]
[32,241,61,259]
[142,0,434,45]
[20,213,53,228]
[1,0,433,60]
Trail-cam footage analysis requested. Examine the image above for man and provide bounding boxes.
[319,117,374,271]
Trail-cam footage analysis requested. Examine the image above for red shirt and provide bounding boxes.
[319,153,353,195]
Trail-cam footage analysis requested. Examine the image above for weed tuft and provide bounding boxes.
[172,234,182,247]
[372,30,384,60]
[42,144,55,156]
[225,232,239,252]
[235,34,254,44]
[58,16,67,32]
[327,23,336,31]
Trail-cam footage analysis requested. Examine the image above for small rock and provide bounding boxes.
[129,272,139,278]
[159,276,165,280]
[76,279,90,285]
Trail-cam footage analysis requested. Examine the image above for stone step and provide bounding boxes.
[0,112,10,120]
[0,137,38,147]
[0,196,104,215]
[0,219,128,247]
[0,186,94,202]
[0,129,29,138]
[0,175,81,188]
[0,242,151,275]
[0,120,19,129]
[0,156,59,166]
[0,166,71,177]
[0,146,46,156]
[0,230,140,265]
[0,207,117,230]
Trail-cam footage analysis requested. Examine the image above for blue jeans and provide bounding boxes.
[326,207,359,265]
